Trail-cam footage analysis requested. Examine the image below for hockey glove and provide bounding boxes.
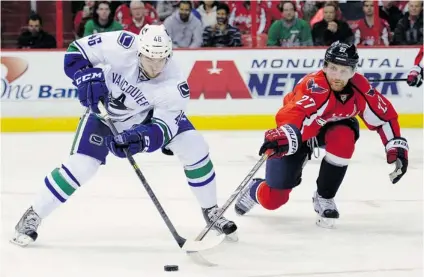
[73,67,109,113]
[105,125,149,158]
[407,65,423,87]
[386,137,409,184]
[259,124,302,158]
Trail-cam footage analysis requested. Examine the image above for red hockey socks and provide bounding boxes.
[255,181,292,210]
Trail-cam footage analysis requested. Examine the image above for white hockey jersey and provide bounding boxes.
[70,31,190,137]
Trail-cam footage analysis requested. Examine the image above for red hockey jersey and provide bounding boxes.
[228,1,270,34]
[354,18,390,46]
[275,70,401,146]
[123,16,155,35]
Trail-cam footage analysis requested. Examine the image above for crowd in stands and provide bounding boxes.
[16,0,423,49]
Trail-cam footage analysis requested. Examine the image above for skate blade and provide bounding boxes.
[10,233,34,247]
[225,231,239,242]
[187,251,219,267]
[315,215,336,229]
[182,233,225,252]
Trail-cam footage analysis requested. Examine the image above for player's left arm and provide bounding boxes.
[407,47,423,87]
[105,81,190,157]
[356,78,408,184]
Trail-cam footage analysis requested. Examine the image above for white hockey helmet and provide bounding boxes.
[138,24,172,59]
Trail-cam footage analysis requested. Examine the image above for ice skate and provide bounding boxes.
[10,207,42,247]
[202,205,238,241]
[234,178,261,216]
[313,191,339,228]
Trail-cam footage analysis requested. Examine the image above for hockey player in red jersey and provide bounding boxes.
[234,41,409,228]
[407,47,423,88]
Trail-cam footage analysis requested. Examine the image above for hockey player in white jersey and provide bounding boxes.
[11,25,237,246]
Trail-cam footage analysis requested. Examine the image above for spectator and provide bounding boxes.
[74,1,95,38]
[354,1,390,46]
[17,13,56,49]
[202,3,242,47]
[124,1,154,34]
[266,1,304,24]
[164,1,203,48]
[144,2,160,23]
[157,1,179,22]
[115,2,131,28]
[379,1,403,32]
[197,1,218,27]
[393,0,423,45]
[312,2,353,46]
[229,0,270,35]
[302,1,319,23]
[309,1,343,27]
[83,1,123,37]
[267,1,312,47]
[338,1,364,21]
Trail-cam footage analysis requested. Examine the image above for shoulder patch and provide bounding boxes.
[306,78,328,94]
[177,81,190,98]
[366,88,375,97]
[117,32,135,49]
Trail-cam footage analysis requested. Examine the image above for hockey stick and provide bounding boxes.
[368,78,407,82]
[187,153,269,266]
[97,102,225,252]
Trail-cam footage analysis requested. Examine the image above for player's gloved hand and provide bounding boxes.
[407,65,423,87]
[259,124,301,158]
[105,125,149,158]
[386,137,409,184]
[73,67,109,113]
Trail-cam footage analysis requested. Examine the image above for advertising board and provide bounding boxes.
[1,47,422,131]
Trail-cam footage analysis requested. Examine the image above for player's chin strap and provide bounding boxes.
[97,101,225,254]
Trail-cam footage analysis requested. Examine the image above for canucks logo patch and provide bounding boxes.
[307,79,328,94]
[117,32,135,49]
[178,82,190,98]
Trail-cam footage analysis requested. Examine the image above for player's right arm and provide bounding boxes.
[64,31,135,113]
[64,31,135,79]
[259,76,324,157]
[276,77,325,141]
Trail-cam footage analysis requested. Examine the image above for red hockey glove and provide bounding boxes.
[259,124,302,158]
[407,65,423,87]
[386,137,409,184]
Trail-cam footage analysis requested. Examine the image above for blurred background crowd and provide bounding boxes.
[1,0,422,49]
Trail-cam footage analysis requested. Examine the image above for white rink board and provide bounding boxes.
[1,47,423,117]
[1,130,422,277]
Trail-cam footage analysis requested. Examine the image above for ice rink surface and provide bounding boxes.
[1,130,422,277]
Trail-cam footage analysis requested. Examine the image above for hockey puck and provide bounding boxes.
[164,265,179,272]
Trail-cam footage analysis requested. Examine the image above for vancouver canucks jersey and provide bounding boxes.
[66,30,190,139]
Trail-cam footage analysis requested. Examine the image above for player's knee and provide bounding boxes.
[171,130,210,166]
[63,153,101,185]
[257,181,292,210]
[325,125,355,164]
[44,153,101,203]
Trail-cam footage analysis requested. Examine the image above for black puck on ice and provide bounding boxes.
[164,265,179,272]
